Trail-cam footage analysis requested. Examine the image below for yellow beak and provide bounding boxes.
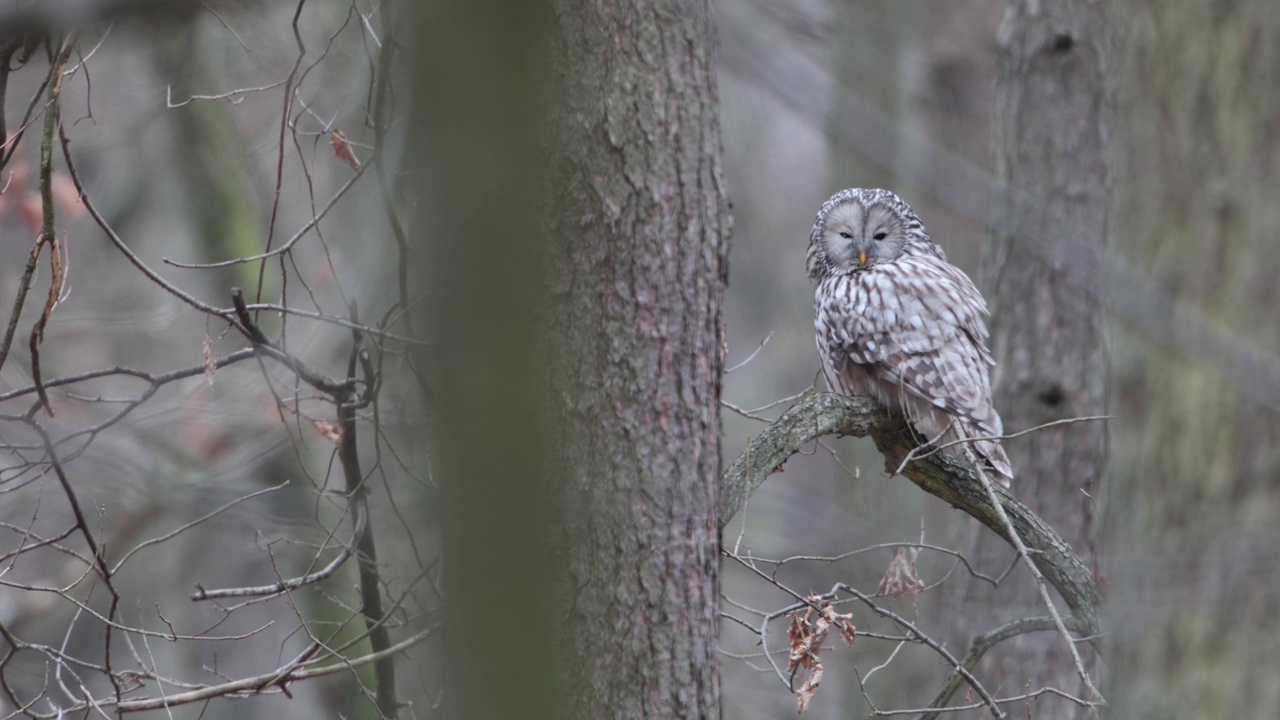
[858,250,868,267]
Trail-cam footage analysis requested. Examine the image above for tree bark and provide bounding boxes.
[964,1,1113,715]
[420,0,727,715]
[544,1,730,718]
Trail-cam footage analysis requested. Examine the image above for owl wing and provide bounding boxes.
[828,256,999,431]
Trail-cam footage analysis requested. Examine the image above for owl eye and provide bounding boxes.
[839,231,853,239]
[873,231,888,241]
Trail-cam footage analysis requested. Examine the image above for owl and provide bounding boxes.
[807,188,1013,487]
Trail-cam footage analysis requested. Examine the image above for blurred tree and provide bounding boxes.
[414,0,557,716]
[417,0,728,717]
[952,1,1113,715]
[1107,2,1280,718]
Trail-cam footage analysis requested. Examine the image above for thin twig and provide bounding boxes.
[726,331,773,373]
[968,459,1104,714]
[190,497,361,601]
[895,415,1114,474]
[726,550,1006,720]
[751,541,1002,588]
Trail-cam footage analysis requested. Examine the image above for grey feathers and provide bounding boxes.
[809,188,1014,486]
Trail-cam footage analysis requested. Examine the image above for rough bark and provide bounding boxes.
[419,1,727,715]
[1107,3,1280,718]
[546,1,730,718]
[966,1,1113,715]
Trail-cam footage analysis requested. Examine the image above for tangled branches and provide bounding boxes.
[720,392,1105,716]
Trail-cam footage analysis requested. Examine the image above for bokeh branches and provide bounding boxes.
[720,392,1104,715]
[0,4,433,718]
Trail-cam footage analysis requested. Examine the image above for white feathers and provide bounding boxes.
[808,189,1014,486]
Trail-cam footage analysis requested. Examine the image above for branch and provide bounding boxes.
[968,461,1103,710]
[27,35,76,419]
[719,392,1104,637]
[16,627,437,716]
[336,303,398,719]
[230,288,356,395]
[919,615,1086,719]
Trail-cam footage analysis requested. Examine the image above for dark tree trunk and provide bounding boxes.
[415,2,559,718]
[419,0,728,718]
[545,2,730,717]
[965,1,1113,715]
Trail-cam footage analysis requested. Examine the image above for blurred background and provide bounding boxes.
[0,0,1277,718]
[719,0,1280,718]
[0,2,434,717]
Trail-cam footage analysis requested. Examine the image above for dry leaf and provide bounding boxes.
[795,662,822,714]
[202,334,220,387]
[36,232,65,341]
[878,546,924,602]
[787,597,855,714]
[824,604,857,647]
[310,419,344,445]
[329,129,361,171]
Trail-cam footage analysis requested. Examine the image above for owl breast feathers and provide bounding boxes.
[807,188,1013,487]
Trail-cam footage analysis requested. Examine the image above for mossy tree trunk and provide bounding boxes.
[1107,2,1280,718]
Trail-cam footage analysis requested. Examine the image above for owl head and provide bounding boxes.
[806,188,941,281]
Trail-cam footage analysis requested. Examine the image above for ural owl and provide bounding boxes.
[807,188,1013,487]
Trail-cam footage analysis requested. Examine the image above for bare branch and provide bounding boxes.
[918,615,1091,719]
[967,460,1104,711]
[719,392,1104,640]
[727,549,1006,720]
[726,331,772,373]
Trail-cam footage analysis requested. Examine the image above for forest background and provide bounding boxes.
[0,1,1276,719]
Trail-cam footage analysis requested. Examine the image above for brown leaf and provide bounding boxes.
[311,419,344,445]
[329,129,361,171]
[33,232,65,342]
[878,546,924,602]
[786,603,820,673]
[822,604,856,647]
[795,662,822,714]
[786,596,854,714]
[202,334,220,387]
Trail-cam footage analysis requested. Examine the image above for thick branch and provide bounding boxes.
[719,392,1103,636]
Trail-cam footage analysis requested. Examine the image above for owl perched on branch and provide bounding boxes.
[807,188,1013,487]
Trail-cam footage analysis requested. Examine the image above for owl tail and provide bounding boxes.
[974,438,1014,488]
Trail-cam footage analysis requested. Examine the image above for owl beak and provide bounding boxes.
[857,250,868,267]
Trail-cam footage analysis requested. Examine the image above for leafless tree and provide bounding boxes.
[0,3,431,718]
[8,2,1277,719]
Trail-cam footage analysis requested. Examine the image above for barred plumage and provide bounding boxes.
[807,188,1013,486]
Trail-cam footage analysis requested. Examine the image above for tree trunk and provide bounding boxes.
[419,0,728,717]
[965,1,1112,715]
[417,0,727,707]
[545,2,729,717]
[1106,2,1280,718]
[415,2,559,718]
